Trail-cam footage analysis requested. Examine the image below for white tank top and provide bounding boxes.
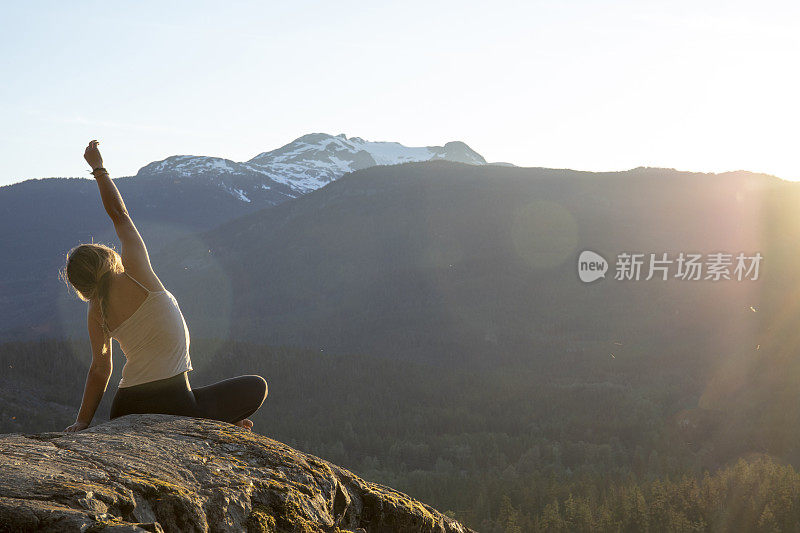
[105,271,193,388]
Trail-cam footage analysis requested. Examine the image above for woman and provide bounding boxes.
[61,140,267,433]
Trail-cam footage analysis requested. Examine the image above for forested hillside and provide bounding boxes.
[5,337,800,531]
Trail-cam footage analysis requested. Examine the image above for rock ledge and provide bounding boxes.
[0,414,474,532]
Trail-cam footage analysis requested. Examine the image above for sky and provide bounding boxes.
[1,0,799,186]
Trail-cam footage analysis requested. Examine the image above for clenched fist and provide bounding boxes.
[84,139,104,171]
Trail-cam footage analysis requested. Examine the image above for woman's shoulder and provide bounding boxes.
[121,262,167,293]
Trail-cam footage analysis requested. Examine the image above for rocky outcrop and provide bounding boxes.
[0,415,474,533]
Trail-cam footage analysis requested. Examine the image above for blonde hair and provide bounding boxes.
[60,243,123,331]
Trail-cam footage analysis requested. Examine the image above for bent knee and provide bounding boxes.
[248,375,268,402]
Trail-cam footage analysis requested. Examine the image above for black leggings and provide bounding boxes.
[110,372,268,423]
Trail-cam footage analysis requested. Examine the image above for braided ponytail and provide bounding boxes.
[94,269,113,332]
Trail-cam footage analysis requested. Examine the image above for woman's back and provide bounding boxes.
[103,266,166,331]
[105,270,193,388]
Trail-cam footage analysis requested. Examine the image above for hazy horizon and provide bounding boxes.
[2,131,795,188]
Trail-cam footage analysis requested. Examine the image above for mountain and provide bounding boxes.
[0,134,486,339]
[15,160,797,367]
[115,161,790,371]
[0,414,474,532]
[136,133,487,203]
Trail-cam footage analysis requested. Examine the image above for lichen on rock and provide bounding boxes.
[0,414,475,533]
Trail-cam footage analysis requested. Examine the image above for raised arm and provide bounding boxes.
[84,140,155,275]
[85,140,129,224]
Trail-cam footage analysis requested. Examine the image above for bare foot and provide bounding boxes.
[234,419,253,431]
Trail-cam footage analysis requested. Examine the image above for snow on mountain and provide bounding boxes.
[136,133,488,205]
[142,155,244,175]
